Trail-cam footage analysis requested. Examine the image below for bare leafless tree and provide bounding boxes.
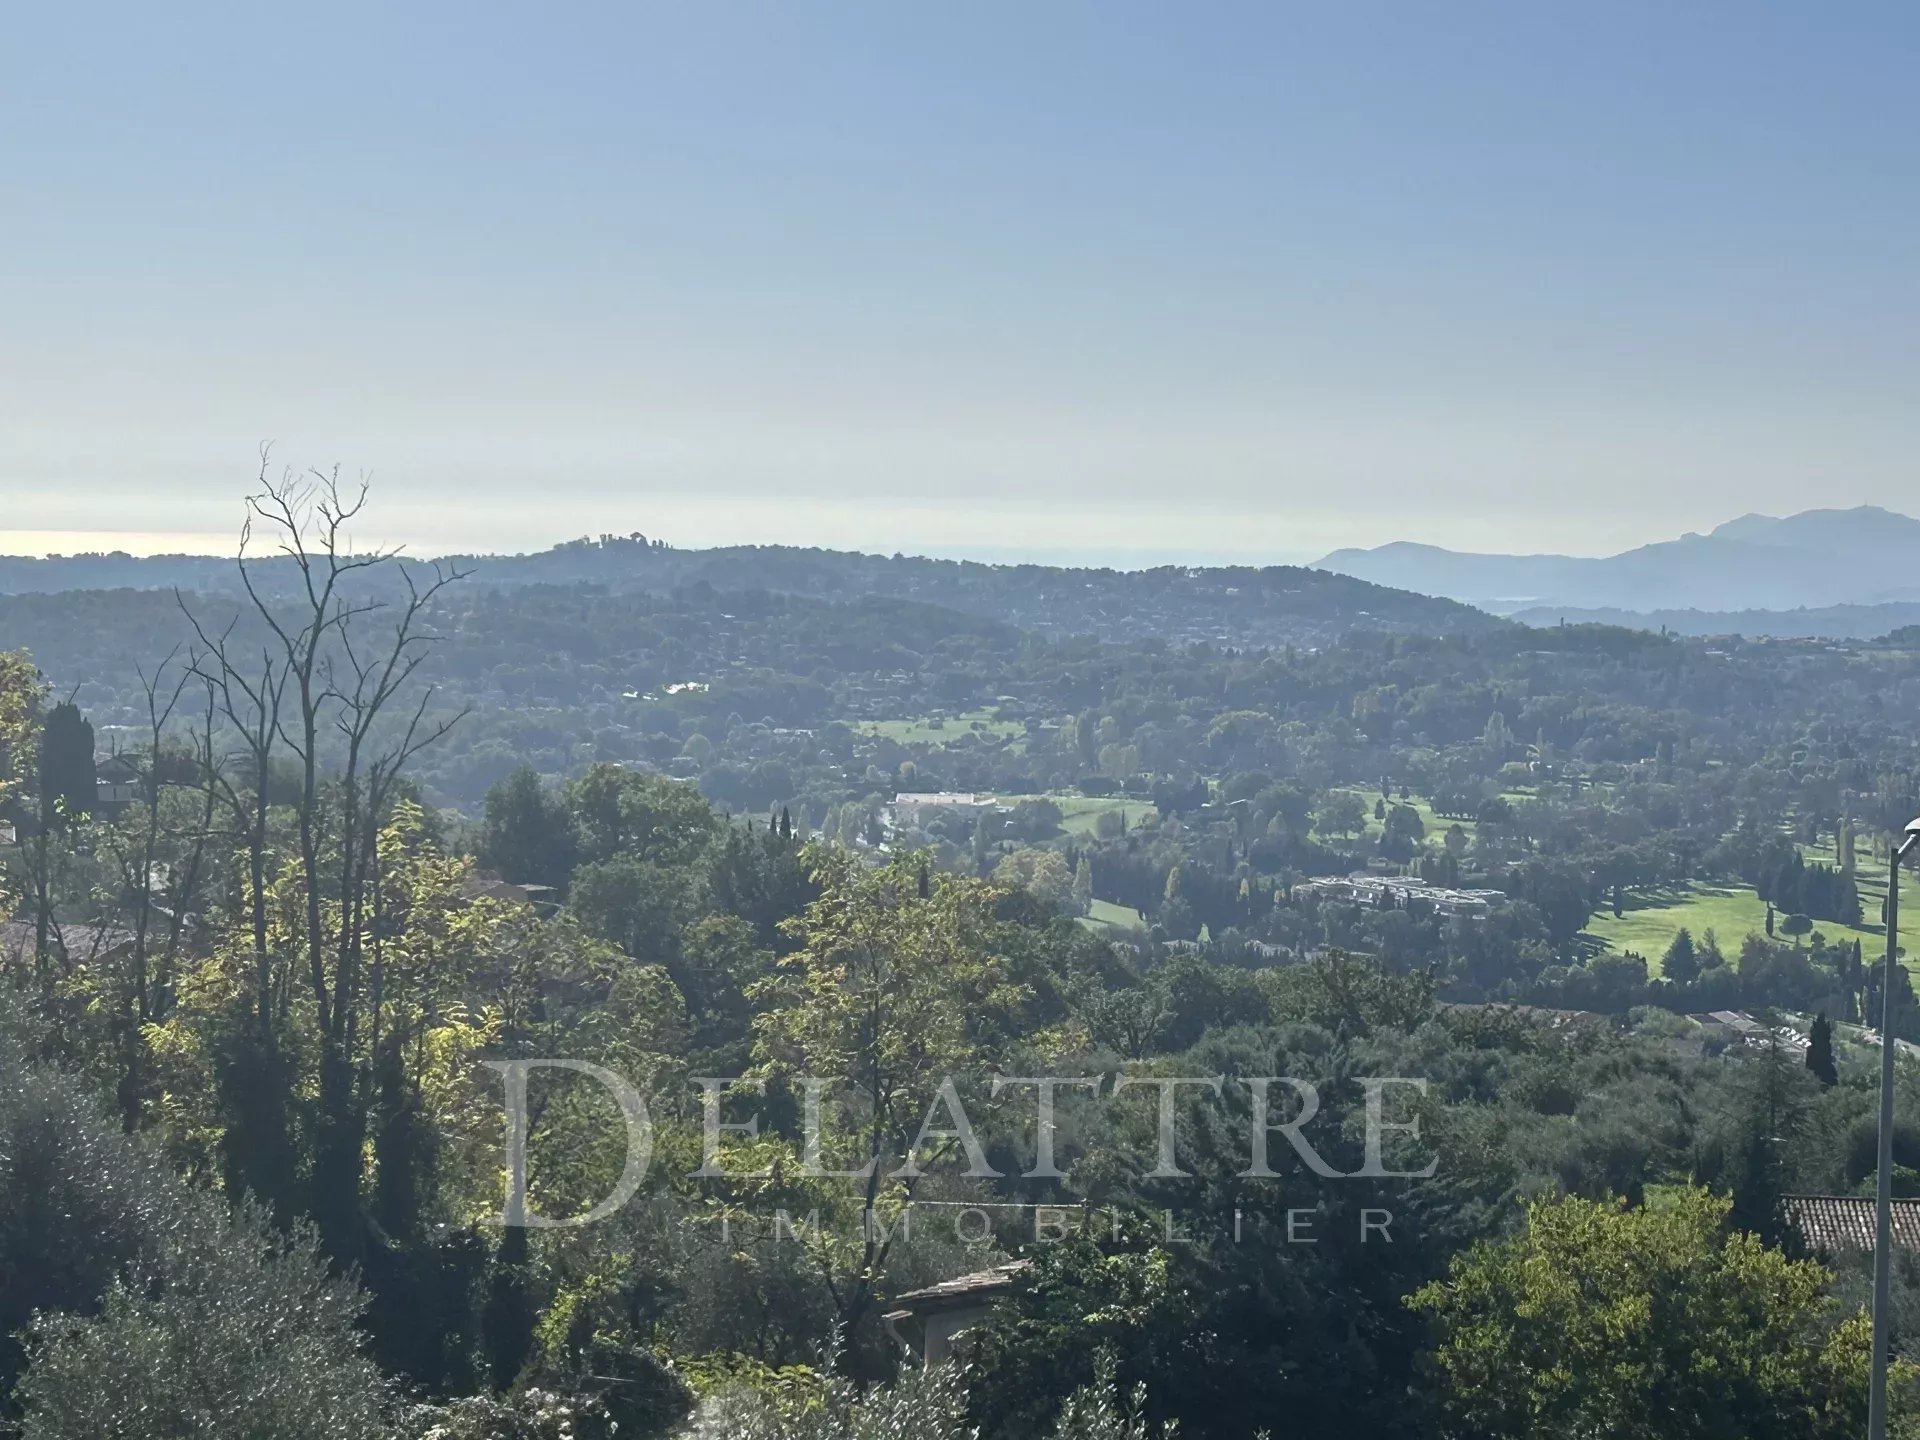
[181,448,469,1251]
[159,679,225,999]
[326,558,469,1065]
[125,647,190,1023]
[182,598,289,1036]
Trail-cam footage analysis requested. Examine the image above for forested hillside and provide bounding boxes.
[0,535,1498,644]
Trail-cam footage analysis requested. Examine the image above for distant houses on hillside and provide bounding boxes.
[887,791,999,829]
[1293,873,1508,919]
[1693,1009,1812,1057]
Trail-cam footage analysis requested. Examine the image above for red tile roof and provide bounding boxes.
[1783,1194,1920,1255]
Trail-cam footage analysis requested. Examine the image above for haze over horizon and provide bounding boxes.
[6,3,1919,561]
[0,500,1912,572]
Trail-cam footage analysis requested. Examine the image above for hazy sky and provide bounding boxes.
[3,2,1917,564]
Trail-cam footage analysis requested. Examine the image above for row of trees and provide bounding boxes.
[1756,844,1865,926]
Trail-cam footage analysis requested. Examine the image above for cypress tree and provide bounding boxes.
[37,700,95,826]
[1807,1012,1838,1087]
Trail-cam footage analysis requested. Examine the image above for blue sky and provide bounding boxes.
[2,2,1916,563]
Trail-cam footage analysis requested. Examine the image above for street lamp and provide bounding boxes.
[1870,815,1920,1440]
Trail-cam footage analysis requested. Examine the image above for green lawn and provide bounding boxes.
[1056,795,1157,836]
[1307,792,1895,978]
[1584,880,1888,977]
[855,709,1023,747]
[1328,789,1485,844]
[1585,884,1774,968]
[1079,898,1147,936]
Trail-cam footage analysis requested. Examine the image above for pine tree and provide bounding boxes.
[1662,927,1700,985]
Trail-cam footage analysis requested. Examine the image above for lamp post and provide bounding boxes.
[1870,817,1920,1440]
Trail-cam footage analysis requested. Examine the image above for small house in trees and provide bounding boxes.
[0,919,137,970]
[884,1260,1029,1365]
[458,873,558,911]
[93,751,141,815]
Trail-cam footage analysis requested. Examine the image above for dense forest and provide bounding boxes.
[7,478,1920,1435]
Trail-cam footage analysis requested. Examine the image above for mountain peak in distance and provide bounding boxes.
[1313,505,1920,614]
[1707,505,1918,546]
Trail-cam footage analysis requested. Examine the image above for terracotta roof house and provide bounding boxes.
[1783,1194,1920,1256]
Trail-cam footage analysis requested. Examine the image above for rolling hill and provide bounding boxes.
[0,538,1502,649]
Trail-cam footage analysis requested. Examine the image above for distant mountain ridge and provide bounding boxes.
[0,538,1502,649]
[1314,506,1920,615]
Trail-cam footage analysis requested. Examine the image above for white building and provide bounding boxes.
[1293,873,1506,918]
[888,791,999,829]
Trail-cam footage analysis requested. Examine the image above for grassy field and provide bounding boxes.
[1315,788,1892,979]
[855,709,1023,747]
[1585,885,1778,967]
[1079,898,1147,936]
[1055,795,1157,836]
[1327,789,1505,843]
[1584,878,1889,976]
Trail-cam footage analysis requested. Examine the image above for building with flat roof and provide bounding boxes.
[1293,873,1506,918]
[888,791,999,828]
